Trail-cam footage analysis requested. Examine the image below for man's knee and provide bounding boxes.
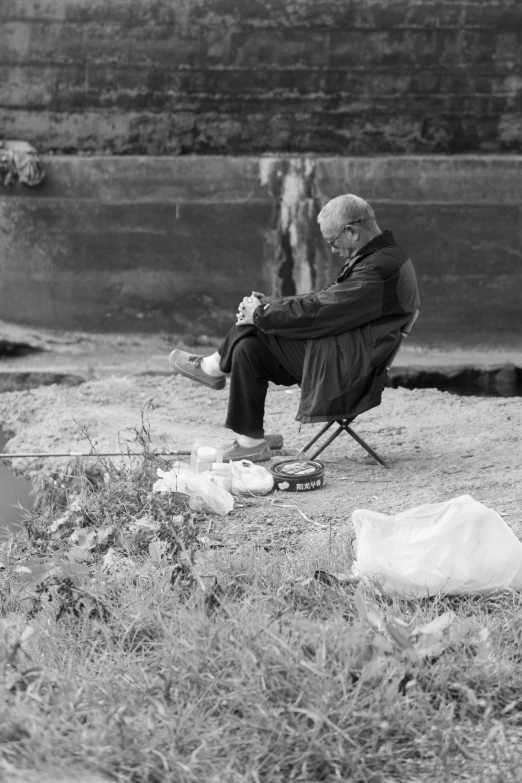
[231,336,259,365]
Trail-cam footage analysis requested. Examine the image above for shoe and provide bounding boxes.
[169,350,226,390]
[223,440,272,462]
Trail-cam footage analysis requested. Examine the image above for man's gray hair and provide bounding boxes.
[317,194,377,229]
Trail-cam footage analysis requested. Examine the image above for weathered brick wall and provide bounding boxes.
[1,0,521,154]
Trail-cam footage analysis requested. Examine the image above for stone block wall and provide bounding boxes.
[1,0,521,154]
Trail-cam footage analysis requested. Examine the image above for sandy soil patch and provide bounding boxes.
[0,374,520,560]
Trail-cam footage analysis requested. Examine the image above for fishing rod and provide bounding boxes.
[0,451,189,459]
[0,436,284,460]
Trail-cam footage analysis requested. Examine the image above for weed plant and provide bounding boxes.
[0,433,521,782]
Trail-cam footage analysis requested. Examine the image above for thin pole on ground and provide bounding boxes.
[0,451,189,459]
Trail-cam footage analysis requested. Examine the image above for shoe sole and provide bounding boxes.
[171,358,226,390]
[224,447,272,462]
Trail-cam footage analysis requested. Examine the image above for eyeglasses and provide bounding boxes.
[325,219,364,248]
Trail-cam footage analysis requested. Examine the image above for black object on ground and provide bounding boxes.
[389,363,522,397]
[271,459,325,492]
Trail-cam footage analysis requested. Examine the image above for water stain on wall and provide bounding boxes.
[259,157,335,298]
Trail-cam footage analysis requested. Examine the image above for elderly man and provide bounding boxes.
[170,194,420,461]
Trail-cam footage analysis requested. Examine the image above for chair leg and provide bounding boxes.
[301,420,335,453]
[308,423,345,460]
[345,425,389,468]
[301,419,389,468]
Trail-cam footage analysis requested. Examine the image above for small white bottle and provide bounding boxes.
[210,462,233,492]
[196,446,217,473]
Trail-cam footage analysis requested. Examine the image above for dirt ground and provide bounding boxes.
[0,356,520,559]
[1,334,522,783]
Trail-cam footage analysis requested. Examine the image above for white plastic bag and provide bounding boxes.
[230,460,274,496]
[153,463,234,516]
[352,494,522,597]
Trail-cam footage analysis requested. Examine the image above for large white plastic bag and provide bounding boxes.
[153,463,234,516]
[230,460,274,495]
[352,494,522,597]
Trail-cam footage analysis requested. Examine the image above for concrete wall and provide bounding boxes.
[1,0,521,155]
[1,155,521,347]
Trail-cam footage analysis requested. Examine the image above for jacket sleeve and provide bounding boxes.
[253,269,384,339]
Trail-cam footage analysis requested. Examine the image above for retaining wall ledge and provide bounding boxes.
[0,155,521,347]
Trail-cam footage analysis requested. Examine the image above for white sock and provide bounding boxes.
[201,352,224,377]
[235,434,266,447]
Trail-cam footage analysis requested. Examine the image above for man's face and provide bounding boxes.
[320,220,359,259]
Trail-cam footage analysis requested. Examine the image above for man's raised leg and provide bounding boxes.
[168,324,259,390]
[170,325,305,462]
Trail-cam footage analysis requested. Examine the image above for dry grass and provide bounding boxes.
[1,449,522,783]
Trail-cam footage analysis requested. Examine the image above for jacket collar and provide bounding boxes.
[336,230,395,281]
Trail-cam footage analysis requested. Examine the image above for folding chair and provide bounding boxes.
[301,310,419,468]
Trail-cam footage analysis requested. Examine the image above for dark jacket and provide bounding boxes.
[253,230,420,423]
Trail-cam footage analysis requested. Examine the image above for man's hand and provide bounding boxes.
[236,295,262,326]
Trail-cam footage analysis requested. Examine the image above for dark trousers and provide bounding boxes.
[218,325,307,438]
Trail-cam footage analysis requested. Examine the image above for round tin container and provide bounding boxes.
[270,459,325,492]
